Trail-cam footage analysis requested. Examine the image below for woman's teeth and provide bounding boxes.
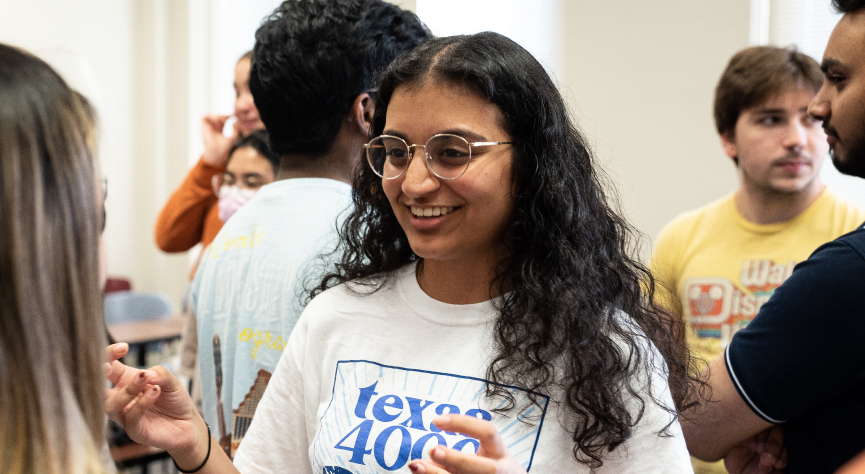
[411,206,454,217]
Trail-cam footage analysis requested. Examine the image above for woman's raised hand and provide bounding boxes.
[103,343,207,457]
[408,415,528,474]
[201,114,239,167]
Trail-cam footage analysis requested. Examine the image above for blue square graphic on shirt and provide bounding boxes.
[313,360,550,473]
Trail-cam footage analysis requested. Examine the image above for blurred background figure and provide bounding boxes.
[212,129,279,225]
[650,45,865,473]
[0,43,110,473]
[154,50,266,259]
[153,51,272,415]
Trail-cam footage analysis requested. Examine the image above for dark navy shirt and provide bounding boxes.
[726,223,865,474]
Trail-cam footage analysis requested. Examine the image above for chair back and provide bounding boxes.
[104,291,172,325]
[105,277,132,294]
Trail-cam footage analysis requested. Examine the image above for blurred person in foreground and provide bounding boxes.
[682,1,865,472]
[0,42,112,473]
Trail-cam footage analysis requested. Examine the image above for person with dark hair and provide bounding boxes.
[186,0,430,460]
[651,45,864,474]
[0,42,110,473]
[682,2,865,472]
[105,31,694,473]
[212,129,280,224]
[154,50,265,255]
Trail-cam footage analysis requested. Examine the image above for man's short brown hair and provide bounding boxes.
[714,46,823,136]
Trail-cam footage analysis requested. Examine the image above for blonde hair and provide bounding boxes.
[0,44,107,473]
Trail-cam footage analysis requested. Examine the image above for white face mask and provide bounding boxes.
[217,186,256,222]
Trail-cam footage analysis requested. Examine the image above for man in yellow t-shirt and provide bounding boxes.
[651,46,865,474]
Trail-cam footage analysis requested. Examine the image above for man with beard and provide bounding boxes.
[682,1,865,472]
[651,44,864,474]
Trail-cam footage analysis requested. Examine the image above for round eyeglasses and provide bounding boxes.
[364,133,512,180]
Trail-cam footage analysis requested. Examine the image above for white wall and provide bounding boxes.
[416,0,751,258]
[417,0,562,75]
[1,0,751,309]
[560,1,750,258]
[0,0,193,311]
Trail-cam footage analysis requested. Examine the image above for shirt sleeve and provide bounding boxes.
[233,312,312,474]
[596,327,693,473]
[725,236,865,423]
[154,157,224,252]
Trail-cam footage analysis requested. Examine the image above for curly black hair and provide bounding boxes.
[249,0,431,156]
[313,32,698,467]
[832,0,865,13]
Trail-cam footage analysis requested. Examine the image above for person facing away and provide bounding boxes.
[163,54,274,413]
[178,128,279,415]
[650,45,865,473]
[681,1,865,472]
[0,43,110,474]
[154,50,267,255]
[190,0,431,458]
[105,31,698,474]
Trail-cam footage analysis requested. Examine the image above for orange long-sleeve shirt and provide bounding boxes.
[154,157,224,253]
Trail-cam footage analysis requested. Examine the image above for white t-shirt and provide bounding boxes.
[193,178,352,454]
[233,262,693,473]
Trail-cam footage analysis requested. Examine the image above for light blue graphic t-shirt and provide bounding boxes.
[192,178,352,456]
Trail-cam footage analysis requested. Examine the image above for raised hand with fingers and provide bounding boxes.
[407,415,527,474]
[103,343,237,473]
[104,344,200,452]
[105,344,213,464]
[201,114,239,167]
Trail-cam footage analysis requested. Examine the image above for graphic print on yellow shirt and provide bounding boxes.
[651,191,865,364]
[686,258,794,347]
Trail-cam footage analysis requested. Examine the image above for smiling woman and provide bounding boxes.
[376,81,516,301]
[305,32,698,472]
[100,31,699,474]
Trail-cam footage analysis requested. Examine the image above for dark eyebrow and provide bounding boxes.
[380,128,489,143]
[753,108,787,115]
[821,57,842,73]
[381,130,409,141]
[440,128,488,142]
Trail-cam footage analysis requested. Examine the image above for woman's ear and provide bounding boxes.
[348,92,375,137]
